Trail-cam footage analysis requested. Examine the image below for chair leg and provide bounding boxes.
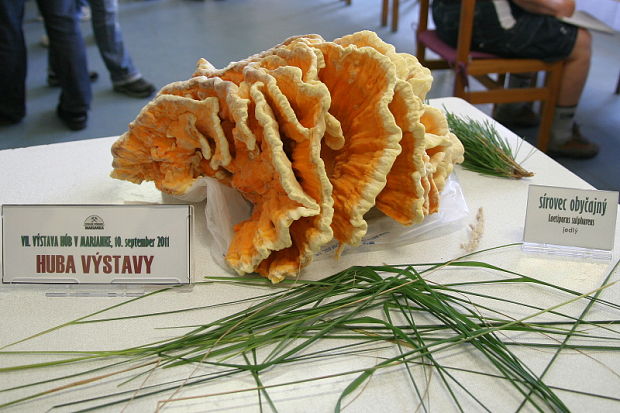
[497,73,507,88]
[382,0,388,26]
[537,99,554,153]
[453,70,467,99]
[416,40,427,67]
[537,64,564,152]
[391,0,399,32]
[616,70,620,95]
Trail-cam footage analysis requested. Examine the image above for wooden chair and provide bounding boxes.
[415,0,565,152]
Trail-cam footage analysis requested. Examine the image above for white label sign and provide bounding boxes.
[1,205,191,284]
[524,185,618,251]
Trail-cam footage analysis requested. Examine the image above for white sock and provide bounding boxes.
[551,105,576,146]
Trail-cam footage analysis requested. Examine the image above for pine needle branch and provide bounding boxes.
[446,111,534,179]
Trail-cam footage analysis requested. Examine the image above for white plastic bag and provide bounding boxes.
[204,174,468,274]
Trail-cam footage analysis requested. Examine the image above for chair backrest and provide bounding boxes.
[454,0,477,65]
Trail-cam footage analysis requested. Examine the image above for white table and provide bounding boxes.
[1,97,618,412]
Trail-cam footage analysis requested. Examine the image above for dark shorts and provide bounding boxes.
[431,0,578,62]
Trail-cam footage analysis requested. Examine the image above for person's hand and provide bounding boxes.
[513,0,575,17]
[554,0,576,18]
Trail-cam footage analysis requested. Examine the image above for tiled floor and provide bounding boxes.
[2,0,619,190]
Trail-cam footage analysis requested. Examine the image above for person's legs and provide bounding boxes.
[557,28,591,107]
[0,0,27,124]
[548,28,597,159]
[88,0,139,84]
[87,0,154,98]
[38,0,92,127]
[46,0,97,87]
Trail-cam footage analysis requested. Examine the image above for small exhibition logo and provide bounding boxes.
[84,215,105,230]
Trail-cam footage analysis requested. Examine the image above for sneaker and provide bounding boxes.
[547,124,599,159]
[48,71,99,87]
[493,103,540,129]
[113,78,156,98]
[57,106,88,131]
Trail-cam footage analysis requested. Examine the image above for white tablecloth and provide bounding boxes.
[0,97,618,412]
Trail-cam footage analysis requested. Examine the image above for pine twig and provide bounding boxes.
[446,111,534,179]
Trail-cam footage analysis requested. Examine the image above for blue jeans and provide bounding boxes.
[0,0,91,121]
[87,0,140,85]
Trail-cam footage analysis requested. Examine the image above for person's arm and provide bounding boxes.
[512,0,575,17]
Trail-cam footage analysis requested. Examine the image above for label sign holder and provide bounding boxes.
[521,242,613,261]
[1,204,192,296]
[522,185,618,261]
